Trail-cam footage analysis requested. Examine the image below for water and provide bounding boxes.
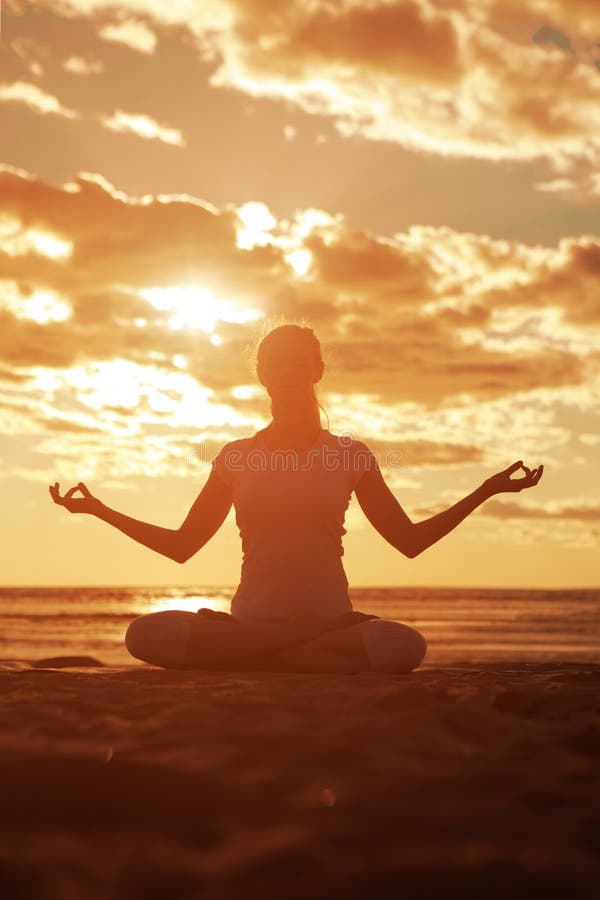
[0,586,598,667]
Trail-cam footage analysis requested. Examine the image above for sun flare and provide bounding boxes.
[149,596,228,615]
[138,286,263,333]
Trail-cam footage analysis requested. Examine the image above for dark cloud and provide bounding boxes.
[532,25,575,55]
[247,0,463,84]
[324,328,587,409]
[304,228,436,299]
[480,237,600,326]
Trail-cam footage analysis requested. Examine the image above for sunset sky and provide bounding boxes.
[1,0,599,589]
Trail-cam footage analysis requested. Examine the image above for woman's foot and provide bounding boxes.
[324,611,380,631]
[196,608,238,622]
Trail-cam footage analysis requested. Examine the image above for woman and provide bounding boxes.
[49,323,543,673]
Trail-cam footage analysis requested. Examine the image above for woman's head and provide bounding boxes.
[256,324,323,385]
[251,320,328,425]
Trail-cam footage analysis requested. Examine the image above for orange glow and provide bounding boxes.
[1,216,72,258]
[1,3,598,589]
[138,286,263,333]
[149,597,226,616]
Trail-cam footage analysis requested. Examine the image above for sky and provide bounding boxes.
[0,0,599,589]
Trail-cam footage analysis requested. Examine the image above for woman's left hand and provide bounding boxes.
[49,481,102,515]
[482,461,544,496]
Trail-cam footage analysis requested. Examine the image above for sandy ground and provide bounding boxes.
[0,659,598,899]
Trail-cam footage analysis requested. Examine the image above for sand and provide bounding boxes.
[0,659,598,899]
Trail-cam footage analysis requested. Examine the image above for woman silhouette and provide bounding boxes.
[49,323,543,673]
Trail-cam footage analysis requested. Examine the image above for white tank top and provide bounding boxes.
[211,428,379,622]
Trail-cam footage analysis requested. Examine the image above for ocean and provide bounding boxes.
[0,586,598,667]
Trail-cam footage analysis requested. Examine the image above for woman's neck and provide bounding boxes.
[263,407,322,450]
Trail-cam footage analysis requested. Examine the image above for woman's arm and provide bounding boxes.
[354,459,543,559]
[410,483,490,557]
[410,461,544,557]
[49,482,182,561]
[94,503,181,561]
[49,469,233,564]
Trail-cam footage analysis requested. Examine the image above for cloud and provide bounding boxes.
[411,496,600,524]
[0,166,596,401]
[534,178,577,193]
[304,227,436,298]
[16,0,600,178]
[100,110,185,145]
[0,164,598,500]
[357,436,485,469]
[532,25,574,55]
[216,0,600,176]
[478,236,600,327]
[98,19,158,54]
[482,496,600,521]
[0,81,79,118]
[260,0,463,84]
[36,414,104,433]
[579,432,600,446]
[9,38,49,77]
[62,56,105,75]
[491,1,600,36]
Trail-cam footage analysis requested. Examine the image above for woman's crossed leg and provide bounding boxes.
[124,609,427,674]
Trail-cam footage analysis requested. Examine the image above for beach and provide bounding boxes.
[1,659,598,899]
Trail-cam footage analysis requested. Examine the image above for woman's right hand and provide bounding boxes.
[482,461,544,496]
[49,481,102,515]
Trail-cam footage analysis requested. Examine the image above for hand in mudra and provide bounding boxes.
[49,481,101,514]
[483,461,544,496]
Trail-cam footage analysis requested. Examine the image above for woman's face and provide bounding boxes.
[257,341,323,396]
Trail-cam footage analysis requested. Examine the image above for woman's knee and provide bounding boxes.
[361,620,427,673]
[124,611,194,668]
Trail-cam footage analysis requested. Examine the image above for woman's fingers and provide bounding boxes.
[49,482,91,507]
[521,464,544,488]
[507,461,523,474]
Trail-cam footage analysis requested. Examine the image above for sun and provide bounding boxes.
[138,285,263,334]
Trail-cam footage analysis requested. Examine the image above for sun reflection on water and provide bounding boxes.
[148,595,229,615]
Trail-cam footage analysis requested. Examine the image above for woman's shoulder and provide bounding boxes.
[211,436,257,485]
[325,432,380,480]
[215,435,255,456]
[219,431,373,453]
[326,431,373,452]
[215,432,269,460]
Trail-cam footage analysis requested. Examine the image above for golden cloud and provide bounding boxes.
[483,496,600,520]
[98,19,158,54]
[11,1,600,177]
[99,110,185,145]
[479,236,600,326]
[0,165,595,415]
[0,81,79,118]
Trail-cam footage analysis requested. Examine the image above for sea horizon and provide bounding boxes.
[1,585,598,668]
[2,582,598,590]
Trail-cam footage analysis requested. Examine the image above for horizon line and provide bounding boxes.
[0,583,597,592]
